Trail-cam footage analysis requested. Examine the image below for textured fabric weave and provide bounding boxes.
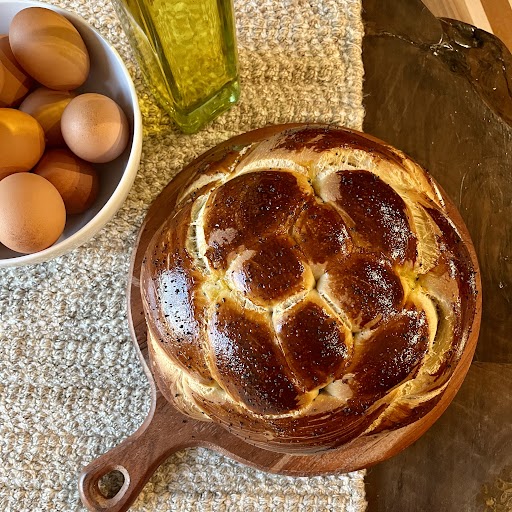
[0,0,366,510]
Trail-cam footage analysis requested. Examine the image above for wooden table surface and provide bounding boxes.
[362,1,512,510]
[424,0,512,50]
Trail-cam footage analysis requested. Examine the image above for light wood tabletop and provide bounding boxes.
[424,0,512,51]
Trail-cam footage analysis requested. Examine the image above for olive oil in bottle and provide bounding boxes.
[113,0,240,133]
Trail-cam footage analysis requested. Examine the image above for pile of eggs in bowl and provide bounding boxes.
[0,6,130,255]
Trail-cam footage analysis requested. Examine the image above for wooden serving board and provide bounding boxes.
[78,124,480,512]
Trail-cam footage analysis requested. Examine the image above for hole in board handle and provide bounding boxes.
[97,468,128,500]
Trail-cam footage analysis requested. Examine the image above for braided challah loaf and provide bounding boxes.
[141,126,480,454]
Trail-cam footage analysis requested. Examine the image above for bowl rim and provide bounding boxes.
[0,0,143,268]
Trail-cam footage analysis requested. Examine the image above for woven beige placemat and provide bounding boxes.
[0,0,366,510]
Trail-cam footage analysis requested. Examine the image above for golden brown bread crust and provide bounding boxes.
[141,126,480,453]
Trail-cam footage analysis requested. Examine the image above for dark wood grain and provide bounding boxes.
[363,0,512,364]
[79,124,481,512]
[362,1,512,510]
[365,363,512,511]
[424,0,512,54]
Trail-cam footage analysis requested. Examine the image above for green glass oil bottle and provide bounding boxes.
[112,0,240,133]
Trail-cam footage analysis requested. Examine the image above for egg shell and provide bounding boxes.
[9,7,90,91]
[0,172,66,254]
[34,148,99,214]
[0,108,45,181]
[20,88,76,147]
[0,34,33,108]
[61,93,130,163]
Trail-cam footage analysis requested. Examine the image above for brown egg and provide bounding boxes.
[20,88,76,147]
[0,34,33,107]
[0,108,45,181]
[9,7,90,91]
[34,149,99,214]
[61,93,130,163]
[0,172,66,254]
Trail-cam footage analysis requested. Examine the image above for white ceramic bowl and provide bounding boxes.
[0,0,142,267]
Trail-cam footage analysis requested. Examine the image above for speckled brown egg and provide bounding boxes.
[9,7,90,91]
[0,34,33,107]
[20,88,76,147]
[0,172,66,254]
[61,93,130,163]
[34,148,99,214]
[0,108,45,181]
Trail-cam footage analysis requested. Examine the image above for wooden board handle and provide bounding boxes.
[79,396,196,512]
